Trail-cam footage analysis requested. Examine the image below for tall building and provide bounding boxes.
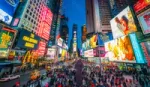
[69,24,77,53]
[49,0,63,46]
[81,25,87,42]
[98,0,112,33]
[86,0,111,34]
[86,0,95,33]
[12,0,47,32]
[59,15,69,42]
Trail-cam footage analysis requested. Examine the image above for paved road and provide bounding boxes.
[0,69,46,87]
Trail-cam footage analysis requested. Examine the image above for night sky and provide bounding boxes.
[62,0,86,50]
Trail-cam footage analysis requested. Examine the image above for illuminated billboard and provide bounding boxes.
[16,29,40,49]
[134,0,150,13]
[141,41,150,66]
[84,49,94,58]
[36,5,53,40]
[0,26,17,58]
[57,38,63,47]
[137,9,150,34]
[129,33,146,63]
[90,35,97,48]
[0,0,20,24]
[105,35,136,63]
[36,41,46,56]
[46,48,55,60]
[110,6,137,39]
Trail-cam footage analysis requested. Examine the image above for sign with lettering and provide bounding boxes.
[16,29,40,49]
[0,26,17,58]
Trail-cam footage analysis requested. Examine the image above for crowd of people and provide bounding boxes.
[32,63,149,87]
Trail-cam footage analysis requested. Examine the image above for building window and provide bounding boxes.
[24,15,27,18]
[26,9,29,13]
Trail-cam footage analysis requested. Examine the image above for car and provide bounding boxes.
[0,75,20,82]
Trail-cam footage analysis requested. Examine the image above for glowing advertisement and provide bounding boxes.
[137,9,150,34]
[73,43,77,52]
[90,35,97,48]
[134,0,150,13]
[141,41,150,66]
[99,47,106,57]
[0,0,20,24]
[16,29,40,49]
[63,43,68,50]
[110,6,137,39]
[57,38,63,47]
[36,5,53,41]
[46,48,55,60]
[84,49,94,58]
[36,41,46,56]
[0,26,16,58]
[105,35,136,63]
[129,33,146,63]
[98,32,113,46]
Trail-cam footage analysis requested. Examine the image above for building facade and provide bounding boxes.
[81,25,87,42]
[59,15,69,43]
[86,0,112,34]
[49,0,63,46]
[86,0,95,33]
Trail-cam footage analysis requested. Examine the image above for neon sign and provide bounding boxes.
[36,5,53,41]
[134,0,150,13]
[35,41,46,56]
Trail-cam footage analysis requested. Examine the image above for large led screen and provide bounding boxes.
[46,48,55,60]
[16,29,40,49]
[129,33,146,63]
[110,6,137,39]
[137,9,150,34]
[140,41,150,66]
[134,0,150,13]
[0,0,20,24]
[84,49,94,58]
[0,26,17,58]
[105,35,136,63]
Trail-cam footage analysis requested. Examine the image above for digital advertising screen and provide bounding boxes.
[57,38,63,47]
[46,48,55,60]
[105,35,136,63]
[35,41,46,56]
[137,9,150,34]
[0,26,17,58]
[16,29,40,49]
[98,32,113,46]
[84,49,94,58]
[0,0,20,24]
[90,35,97,48]
[134,0,150,13]
[140,41,150,66]
[129,33,146,63]
[110,6,137,39]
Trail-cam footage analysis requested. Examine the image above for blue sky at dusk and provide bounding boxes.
[62,0,86,50]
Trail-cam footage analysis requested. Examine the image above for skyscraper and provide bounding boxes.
[49,0,63,46]
[81,25,87,42]
[86,0,112,34]
[86,0,95,33]
[59,15,69,42]
[98,0,112,33]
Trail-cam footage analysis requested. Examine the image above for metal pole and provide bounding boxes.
[97,33,102,75]
[98,46,102,75]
